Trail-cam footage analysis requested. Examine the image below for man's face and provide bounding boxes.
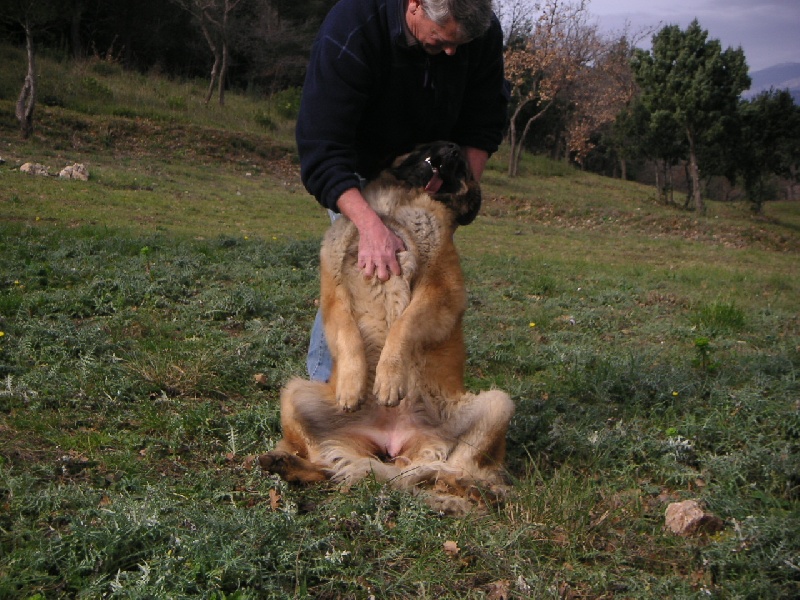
[406,0,466,56]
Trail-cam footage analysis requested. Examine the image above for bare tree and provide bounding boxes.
[171,0,245,106]
[493,0,537,45]
[16,18,37,139]
[3,0,57,138]
[503,0,594,176]
[237,0,317,92]
[563,34,638,166]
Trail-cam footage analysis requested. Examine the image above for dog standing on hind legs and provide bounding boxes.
[259,142,514,515]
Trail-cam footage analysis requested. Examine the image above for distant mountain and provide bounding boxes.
[743,63,800,103]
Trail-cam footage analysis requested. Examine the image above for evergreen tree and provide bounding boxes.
[738,90,800,211]
[631,20,750,213]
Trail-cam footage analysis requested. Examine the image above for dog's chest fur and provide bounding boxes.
[323,187,449,367]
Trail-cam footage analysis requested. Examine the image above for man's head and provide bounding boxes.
[406,0,493,55]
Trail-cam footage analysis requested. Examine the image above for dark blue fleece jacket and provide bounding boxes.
[296,0,509,211]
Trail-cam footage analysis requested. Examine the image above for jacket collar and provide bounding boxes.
[389,0,417,48]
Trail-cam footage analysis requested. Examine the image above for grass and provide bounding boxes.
[1,44,799,598]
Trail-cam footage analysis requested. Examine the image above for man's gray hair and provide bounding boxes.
[421,0,493,41]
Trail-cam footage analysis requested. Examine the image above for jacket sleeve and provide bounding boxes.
[295,5,377,212]
[451,16,510,154]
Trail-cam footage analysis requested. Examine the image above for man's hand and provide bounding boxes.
[337,188,405,281]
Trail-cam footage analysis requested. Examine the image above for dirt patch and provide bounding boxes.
[486,194,799,253]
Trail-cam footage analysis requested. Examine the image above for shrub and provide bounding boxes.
[270,87,302,120]
[692,300,746,333]
[82,76,114,100]
[253,109,276,131]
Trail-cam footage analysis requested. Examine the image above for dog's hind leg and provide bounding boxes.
[440,389,515,487]
[259,448,330,483]
[319,441,402,487]
[260,378,355,483]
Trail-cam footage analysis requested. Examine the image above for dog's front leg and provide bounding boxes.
[374,277,463,405]
[320,272,369,411]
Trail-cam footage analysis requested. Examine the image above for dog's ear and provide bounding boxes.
[434,180,482,226]
[454,180,482,226]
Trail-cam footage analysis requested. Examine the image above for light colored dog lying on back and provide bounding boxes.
[260,141,514,515]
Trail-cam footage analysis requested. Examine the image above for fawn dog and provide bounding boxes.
[259,141,513,514]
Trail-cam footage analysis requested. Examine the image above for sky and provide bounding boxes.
[588,0,800,72]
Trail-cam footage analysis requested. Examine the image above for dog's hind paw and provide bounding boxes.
[258,451,329,483]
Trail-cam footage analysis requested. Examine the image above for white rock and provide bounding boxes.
[665,500,723,536]
[59,163,89,180]
[20,162,49,176]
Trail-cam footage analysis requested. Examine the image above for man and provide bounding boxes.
[296,0,509,381]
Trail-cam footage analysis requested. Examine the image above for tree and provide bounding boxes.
[236,0,329,92]
[3,0,58,138]
[503,0,594,176]
[631,20,750,213]
[171,0,245,106]
[737,90,800,212]
[562,35,638,166]
[494,0,537,46]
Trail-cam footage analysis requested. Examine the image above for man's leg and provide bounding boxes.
[306,209,341,381]
[306,309,332,381]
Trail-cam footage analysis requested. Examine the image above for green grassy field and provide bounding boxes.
[1,46,798,598]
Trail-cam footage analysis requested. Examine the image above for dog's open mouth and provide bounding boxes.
[423,156,444,193]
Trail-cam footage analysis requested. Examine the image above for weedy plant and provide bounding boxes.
[692,336,718,373]
[1,45,799,598]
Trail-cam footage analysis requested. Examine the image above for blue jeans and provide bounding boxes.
[306,209,341,381]
[306,308,332,381]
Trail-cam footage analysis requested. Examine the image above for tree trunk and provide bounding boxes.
[507,100,525,177]
[684,162,692,208]
[218,36,228,106]
[216,1,235,106]
[16,23,36,139]
[70,0,86,59]
[620,158,627,181]
[686,128,705,214]
[200,19,219,105]
[667,164,674,205]
[508,98,554,177]
[204,55,220,105]
[655,161,661,201]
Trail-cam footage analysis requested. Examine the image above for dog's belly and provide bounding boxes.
[351,405,436,460]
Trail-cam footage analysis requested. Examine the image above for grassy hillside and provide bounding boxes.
[1,46,798,598]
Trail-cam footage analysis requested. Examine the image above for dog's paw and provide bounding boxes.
[258,451,295,476]
[258,451,329,483]
[336,391,364,412]
[422,492,477,516]
[335,357,368,411]
[258,450,290,475]
[335,378,366,412]
[373,359,405,407]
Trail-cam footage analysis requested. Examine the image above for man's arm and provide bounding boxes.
[339,145,485,282]
[337,188,406,282]
[464,147,489,182]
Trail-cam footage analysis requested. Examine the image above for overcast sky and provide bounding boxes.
[588,0,800,71]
